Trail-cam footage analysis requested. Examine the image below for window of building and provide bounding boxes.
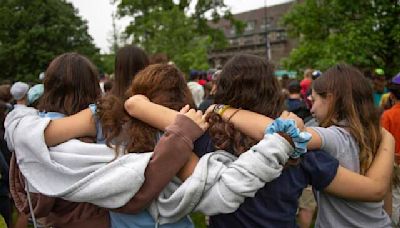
[243,37,253,45]
[260,17,274,31]
[244,20,256,34]
[229,27,236,36]
[230,38,239,46]
[277,31,287,41]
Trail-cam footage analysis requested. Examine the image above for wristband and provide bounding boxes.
[213,104,231,117]
[228,108,241,122]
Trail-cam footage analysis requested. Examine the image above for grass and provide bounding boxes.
[0,214,6,228]
[190,212,207,228]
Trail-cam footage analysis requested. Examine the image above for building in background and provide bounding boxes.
[208,1,297,68]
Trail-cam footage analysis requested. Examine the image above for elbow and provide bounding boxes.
[369,187,388,202]
[124,98,136,116]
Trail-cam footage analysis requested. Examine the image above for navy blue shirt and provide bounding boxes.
[285,98,312,123]
[194,133,339,228]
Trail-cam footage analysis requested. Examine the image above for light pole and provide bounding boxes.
[264,0,271,61]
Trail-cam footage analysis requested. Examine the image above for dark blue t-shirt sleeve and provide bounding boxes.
[302,150,339,190]
[193,132,215,157]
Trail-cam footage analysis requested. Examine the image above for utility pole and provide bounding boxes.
[264,0,271,61]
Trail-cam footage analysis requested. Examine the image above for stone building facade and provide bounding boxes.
[208,1,298,68]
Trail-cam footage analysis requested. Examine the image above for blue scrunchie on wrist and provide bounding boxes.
[265,118,312,158]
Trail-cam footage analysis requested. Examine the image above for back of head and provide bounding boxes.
[313,64,381,174]
[388,73,400,100]
[304,68,313,79]
[10,82,29,101]
[0,84,12,103]
[149,53,169,65]
[27,84,44,108]
[112,44,149,99]
[210,54,284,155]
[215,54,283,117]
[38,52,101,116]
[98,64,195,154]
[288,80,301,94]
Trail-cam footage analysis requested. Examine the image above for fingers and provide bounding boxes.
[182,108,209,132]
[179,104,190,114]
[205,104,215,116]
[280,110,289,118]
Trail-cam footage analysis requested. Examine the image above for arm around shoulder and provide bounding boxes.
[44,108,96,146]
[324,129,395,201]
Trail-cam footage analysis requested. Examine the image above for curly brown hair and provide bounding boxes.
[98,64,195,155]
[208,54,284,155]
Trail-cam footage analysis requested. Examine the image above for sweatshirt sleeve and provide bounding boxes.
[113,114,203,214]
[154,133,293,224]
[194,133,292,215]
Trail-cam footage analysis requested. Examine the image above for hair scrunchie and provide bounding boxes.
[265,118,312,159]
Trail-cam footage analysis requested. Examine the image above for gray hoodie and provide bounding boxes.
[5,107,293,224]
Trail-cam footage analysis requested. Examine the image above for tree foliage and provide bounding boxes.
[282,0,400,77]
[0,0,101,82]
[114,0,241,74]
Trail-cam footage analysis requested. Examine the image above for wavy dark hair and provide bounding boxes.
[313,64,381,175]
[111,44,149,99]
[38,53,101,115]
[98,64,195,154]
[208,54,284,155]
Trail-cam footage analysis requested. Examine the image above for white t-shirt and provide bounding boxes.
[187,82,204,108]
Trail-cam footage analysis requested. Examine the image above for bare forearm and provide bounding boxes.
[324,129,394,201]
[125,98,178,131]
[383,186,392,216]
[363,129,395,193]
[221,108,273,141]
[325,166,388,201]
[44,109,96,146]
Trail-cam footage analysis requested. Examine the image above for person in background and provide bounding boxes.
[27,84,44,108]
[38,72,45,81]
[0,85,12,103]
[10,82,29,108]
[187,70,204,108]
[198,71,207,86]
[280,74,291,98]
[198,70,220,112]
[300,69,313,99]
[111,44,149,100]
[285,81,312,123]
[0,100,11,228]
[373,68,387,107]
[149,53,169,65]
[104,80,113,95]
[381,73,400,226]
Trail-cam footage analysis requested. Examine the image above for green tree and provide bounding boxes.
[114,0,242,74]
[282,0,400,76]
[0,0,101,82]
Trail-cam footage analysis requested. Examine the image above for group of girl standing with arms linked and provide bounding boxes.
[6,46,395,228]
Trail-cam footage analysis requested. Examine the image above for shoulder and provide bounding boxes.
[301,150,339,189]
[193,132,215,157]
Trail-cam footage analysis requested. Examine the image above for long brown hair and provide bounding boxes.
[98,64,195,154]
[38,53,101,115]
[111,45,149,99]
[208,54,284,155]
[313,64,381,174]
